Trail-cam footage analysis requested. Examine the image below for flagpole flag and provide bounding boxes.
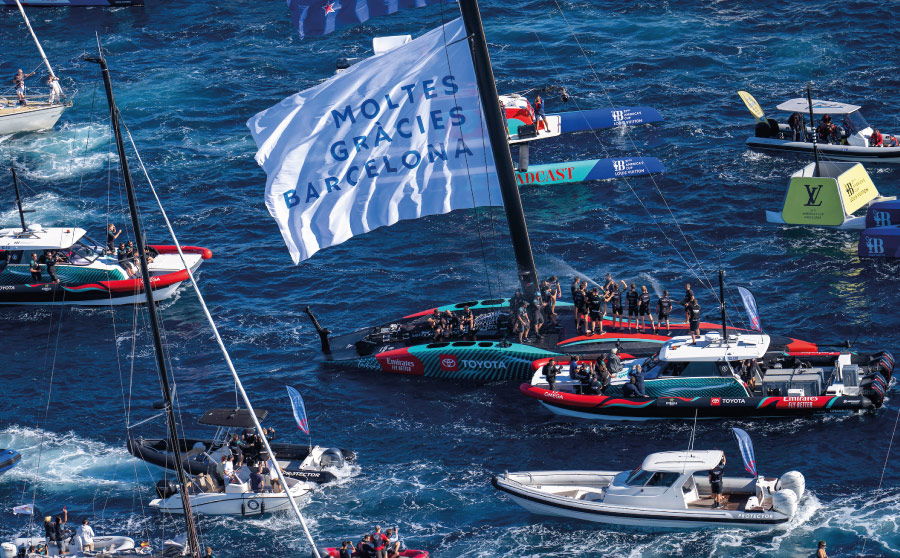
[731,427,758,477]
[737,286,762,332]
[288,0,447,39]
[12,504,33,515]
[286,385,311,436]
[248,18,499,264]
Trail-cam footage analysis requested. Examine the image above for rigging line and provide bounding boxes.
[531,30,711,298]
[121,119,320,558]
[78,81,99,200]
[437,0,496,301]
[858,400,900,558]
[546,1,721,303]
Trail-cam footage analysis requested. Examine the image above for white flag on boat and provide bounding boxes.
[247,18,500,263]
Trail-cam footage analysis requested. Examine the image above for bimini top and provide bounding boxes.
[198,408,269,428]
[776,98,861,115]
[642,450,724,473]
[0,226,86,251]
[659,332,770,362]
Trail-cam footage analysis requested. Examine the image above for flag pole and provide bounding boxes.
[458,0,539,299]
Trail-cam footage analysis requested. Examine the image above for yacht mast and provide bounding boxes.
[458,0,538,298]
[84,48,201,558]
[10,167,28,233]
[14,0,58,81]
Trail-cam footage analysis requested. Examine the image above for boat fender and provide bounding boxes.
[771,488,798,518]
[154,479,178,500]
[260,499,265,515]
[776,470,805,500]
[319,448,345,469]
[241,502,246,517]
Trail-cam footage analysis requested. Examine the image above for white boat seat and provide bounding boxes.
[225,481,249,494]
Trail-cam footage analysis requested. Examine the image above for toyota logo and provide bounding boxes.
[441,358,456,367]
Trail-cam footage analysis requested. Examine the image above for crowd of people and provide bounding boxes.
[509,276,704,343]
[209,427,281,492]
[540,348,624,395]
[426,306,475,340]
[33,508,98,556]
[339,526,405,558]
[788,111,900,147]
[9,69,63,107]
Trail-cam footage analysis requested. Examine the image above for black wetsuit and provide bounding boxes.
[43,254,58,283]
[30,258,41,282]
[638,292,651,316]
[572,289,585,316]
[626,290,639,316]
[611,289,623,314]
[689,302,701,332]
[658,296,672,322]
[587,291,603,322]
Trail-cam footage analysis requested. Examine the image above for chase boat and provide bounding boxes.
[129,407,353,483]
[743,93,900,163]
[521,331,894,420]
[492,447,805,529]
[0,449,20,477]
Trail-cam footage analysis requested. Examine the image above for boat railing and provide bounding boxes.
[0,89,74,107]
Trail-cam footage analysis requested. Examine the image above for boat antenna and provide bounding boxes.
[458,0,539,299]
[806,83,820,175]
[11,167,30,233]
[718,269,727,341]
[119,119,324,558]
[84,44,201,558]
[14,0,58,83]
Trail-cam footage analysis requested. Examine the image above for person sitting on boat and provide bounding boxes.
[223,455,240,484]
[656,290,672,335]
[29,253,42,282]
[542,358,558,391]
[607,347,622,375]
[443,309,460,337]
[638,285,655,332]
[708,453,726,508]
[625,283,639,332]
[426,309,443,341]
[622,372,641,398]
[533,95,551,133]
[888,134,900,147]
[339,540,354,558]
[593,358,611,394]
[385,527,404,558]
[356,535,376,558]
[688,296,702,344]
[249,465,266,492]
[461,305,475,334]
[633,364,646,396]
[788,111,804,141]
[817,114,837,144]
[76,518,95,552]
[13,69,35,106]
[870,128,884,147]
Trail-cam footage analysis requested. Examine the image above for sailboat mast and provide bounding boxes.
[806,84,819,175]
[85,51,201,558]
[458,0,538,298]
[718,269,727,340]
[14,0,57,80]
[11,167,27,233]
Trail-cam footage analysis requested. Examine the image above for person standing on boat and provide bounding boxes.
[682,283,695,323]
[817,114,836,144]
[625,283,639,333]
[688,296,701,344]
[372,526,389,558]
[13,69,35,105]
[106,224,122,254]
[657,290,672,335]
[607,348,622,375]
[587,287,604,335]
[530,293,545,339]
[788,112,804,142]
[708,454,726,508]
[638,286,655,333]
[608,282,625,331]
[533,95,551,133]
[42,250,59,283]
[542,358,558,391]
[572,279,585,333]
[47,75,63,105]
[76,518,95,552]
[29,253,42,282]
[46,508,67,555]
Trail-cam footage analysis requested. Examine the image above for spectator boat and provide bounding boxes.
[129,407,353,484]
[492,440,805,529]
[0,170,211,305]
[0,449,20,477]
[520,331,893,420]
[741,91,900,163]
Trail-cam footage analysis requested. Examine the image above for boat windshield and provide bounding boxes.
[842,110,869,135]
[65,238,101,266]
[625,467,680,488]
[642,352,663,379]
[625,468,654,486]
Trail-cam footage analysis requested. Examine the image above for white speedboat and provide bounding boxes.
[493,448,805,529]
[743,92,900,163]
[150,462,316,516]
[0,1,72,136]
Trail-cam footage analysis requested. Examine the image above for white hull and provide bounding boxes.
[12,535,134,556]
[0,281,183,306]
[0,104,65,135]
[150,482,312,516]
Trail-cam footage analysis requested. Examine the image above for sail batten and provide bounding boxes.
[248,18,500,264]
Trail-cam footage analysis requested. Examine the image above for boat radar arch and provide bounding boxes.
[0,225,85,250]
[775,98,861,115]
[641,450,724,474]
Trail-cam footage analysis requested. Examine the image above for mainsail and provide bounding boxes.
[248,18,500,264]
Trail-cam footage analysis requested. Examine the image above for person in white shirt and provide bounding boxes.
[386,527,404,558]
[223,456,239,484]
[265,455,284,493]
[77,518,95,552]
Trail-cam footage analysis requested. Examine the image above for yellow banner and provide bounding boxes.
[738,91,766,123]
[781,177,846,226]
[837,163,879,215]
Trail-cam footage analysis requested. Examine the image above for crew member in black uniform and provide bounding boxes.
[572,281,586,335]
[427,309,443,340]
[657,290,673,335]
[682,283,695,323]
[42,250,60,283]
[607,281,625,331]
[688,295,701,344]
[709,454,726,508]
[542,358,558,391]
[461,305,475,335]
[530,293,545,339]
[29,253,42,282]
[587,287,604,335]
[625,283,639,332]
[638,285,655,332]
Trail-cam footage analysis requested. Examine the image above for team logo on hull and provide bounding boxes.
[440,354,459,373]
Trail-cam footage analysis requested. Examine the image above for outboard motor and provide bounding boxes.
[872,351,895,382]
[776,470,805,500]
[319,448,345,469]
[860,374,887,408]
[754,121,772,138]
[771,489,798,518]
[155,479,178,500]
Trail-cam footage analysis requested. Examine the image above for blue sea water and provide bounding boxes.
[1,1,900,556]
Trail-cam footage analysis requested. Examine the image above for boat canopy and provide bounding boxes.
[776,98,861,115]
[0,226,86,250]
[659,333,770,362]
[641,450,723,473]
[198,408,269,428]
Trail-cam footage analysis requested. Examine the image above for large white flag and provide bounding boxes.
[248,18,500,263]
